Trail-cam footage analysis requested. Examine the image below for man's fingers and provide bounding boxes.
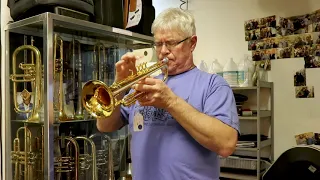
[137,77,157,85]
[133,83,154,92]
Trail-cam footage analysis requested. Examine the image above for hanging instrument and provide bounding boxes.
[11,126,41,180]
[75,136,97,180]
[81,57,168,118]
[93,42,107,81]
[53,34,68,121]
[10,39,43,122]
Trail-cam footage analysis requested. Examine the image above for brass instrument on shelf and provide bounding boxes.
[93,42,107,81]
[11,126,40,180]
[74,136,97,180]
[54,34,68,121]
[10,40,43,122]
[89,133,115,180]
[81,57,169,118]
[89,133,115,179]
[54,136,80,180]
[69,39,84,119]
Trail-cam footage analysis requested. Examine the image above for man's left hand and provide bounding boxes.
[133,77,177,109]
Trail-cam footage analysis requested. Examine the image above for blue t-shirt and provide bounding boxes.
[121,67,239,180]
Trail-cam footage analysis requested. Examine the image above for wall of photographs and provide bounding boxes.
[245,10,320,99]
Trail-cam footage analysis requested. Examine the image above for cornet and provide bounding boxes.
[81,58,169,118]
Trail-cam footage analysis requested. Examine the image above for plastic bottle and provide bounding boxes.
[223,58,239,87]
[198,60,209,72]
[210,59,224,76]
[238,54,255,87]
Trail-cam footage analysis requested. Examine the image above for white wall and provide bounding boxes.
[154,0,320,160]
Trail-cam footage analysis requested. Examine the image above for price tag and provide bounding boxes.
[133,112,144,132]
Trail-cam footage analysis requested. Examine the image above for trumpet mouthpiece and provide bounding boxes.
[162,57,169,63]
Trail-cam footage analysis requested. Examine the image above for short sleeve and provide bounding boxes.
[120,105,130,125]
[203,79,240,134]
[120,89,135,126]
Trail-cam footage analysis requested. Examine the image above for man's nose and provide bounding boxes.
[160,44,170,55]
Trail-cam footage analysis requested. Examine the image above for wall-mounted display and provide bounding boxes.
[245,10,320,98]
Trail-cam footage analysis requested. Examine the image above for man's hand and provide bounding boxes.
[115,52,138,82]
[133,77,177,109]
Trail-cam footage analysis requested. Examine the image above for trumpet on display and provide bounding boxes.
[11,126,43,180]
[54,136,80,180]
[81,58,169,118]
[53,34,68,121]
[10,40,43,122]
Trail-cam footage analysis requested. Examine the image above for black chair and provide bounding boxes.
[263,146,320,180]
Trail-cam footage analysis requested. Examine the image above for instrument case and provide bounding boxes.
[93,0,125,29]
[126,0,155,36]
[7,0,94,21]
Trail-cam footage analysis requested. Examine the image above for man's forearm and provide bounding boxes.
[166,96,237,157]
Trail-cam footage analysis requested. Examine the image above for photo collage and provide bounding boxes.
[245,10,320,71]
[245,10,320,98]
[245,15,277,70]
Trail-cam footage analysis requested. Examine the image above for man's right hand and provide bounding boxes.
[115,52,138,82]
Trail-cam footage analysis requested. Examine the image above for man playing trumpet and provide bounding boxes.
[97,8,239,180]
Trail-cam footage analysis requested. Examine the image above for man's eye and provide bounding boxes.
[166,42,176,45]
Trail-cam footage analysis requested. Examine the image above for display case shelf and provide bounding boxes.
[3,12,152,180]
[7,12,154,48]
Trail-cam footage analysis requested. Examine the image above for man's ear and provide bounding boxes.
[190,35,197,52]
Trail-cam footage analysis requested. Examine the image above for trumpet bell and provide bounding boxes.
[81,80,115,118]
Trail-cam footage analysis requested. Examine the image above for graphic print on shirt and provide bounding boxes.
[134,105,176,127]
[133,96,190,127]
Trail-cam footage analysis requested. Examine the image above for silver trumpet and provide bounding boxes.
[89,133,115,180]
[74,136,97,180]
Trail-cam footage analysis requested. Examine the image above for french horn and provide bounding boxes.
[81,58,168,118]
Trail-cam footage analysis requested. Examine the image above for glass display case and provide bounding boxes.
[2,12,154,180]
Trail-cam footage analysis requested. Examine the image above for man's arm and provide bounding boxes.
[166,85,239,157]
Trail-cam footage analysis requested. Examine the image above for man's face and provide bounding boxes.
[154,29,197,75]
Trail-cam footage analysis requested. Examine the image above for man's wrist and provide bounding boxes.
[166,94,180,112]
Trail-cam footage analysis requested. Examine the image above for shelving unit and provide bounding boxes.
[220,80,274,180]
[2,12,154,180]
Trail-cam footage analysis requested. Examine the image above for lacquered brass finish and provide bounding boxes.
[53,34,68,121]
[10,43,43,122]
[11,126,42,180]
[54,136,80,180]
[81,58,169,118]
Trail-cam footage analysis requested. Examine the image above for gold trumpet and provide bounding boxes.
[11,126,36,180]
[10,43,43,122]
[81,58,169,118]
[53,34,68,121]
[54,136,80,180]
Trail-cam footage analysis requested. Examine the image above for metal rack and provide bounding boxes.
[2,12,154,180]
[220,80,274,180]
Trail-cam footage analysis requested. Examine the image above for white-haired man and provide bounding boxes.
[97,8,239,180]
